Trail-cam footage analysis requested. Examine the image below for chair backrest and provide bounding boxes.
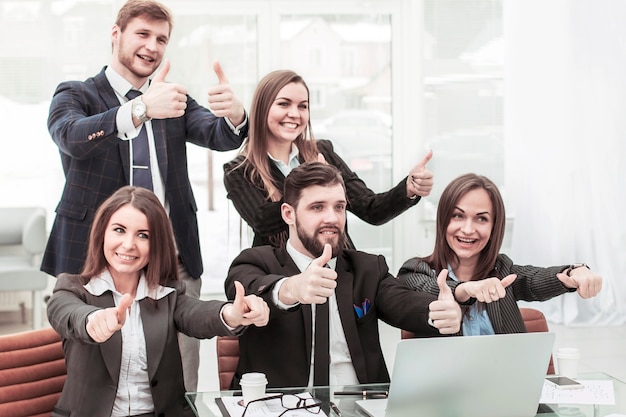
[0,207,47,264]
[216,335,239,391]
[401,307,555,374]
[520,307,555,374]
[0,327,66,417]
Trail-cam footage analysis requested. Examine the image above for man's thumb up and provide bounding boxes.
[213,61,229,85]
[153,59,171,83]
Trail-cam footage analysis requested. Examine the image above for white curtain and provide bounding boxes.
[505,0,626,325]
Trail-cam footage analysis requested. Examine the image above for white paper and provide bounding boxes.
[540,380,615,405]
[217,392,328,417]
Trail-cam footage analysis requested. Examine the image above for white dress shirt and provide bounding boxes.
[272,241,360,387]
[84,270,174,417]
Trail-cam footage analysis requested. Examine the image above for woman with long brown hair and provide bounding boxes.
[398,173,602,335]
[224,69,434,248]
[47,186,269,417]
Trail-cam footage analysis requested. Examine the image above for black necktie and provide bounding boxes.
[313,299,330,386]
[125,90,153,191]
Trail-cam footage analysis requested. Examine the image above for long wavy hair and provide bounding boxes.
[81,186,179,288]
[237,70,320,202]
[424,173,506,281]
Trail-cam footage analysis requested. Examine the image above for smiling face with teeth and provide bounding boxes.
[111,15,170,88]
[103,204,150,286]
[266,82,310,149]
[445,188,494,271]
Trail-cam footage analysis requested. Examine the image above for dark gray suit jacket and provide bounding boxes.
[225,246,442,389]
[397,254,573,334]
[42,67,247,279]
[223,139,419,248]
[47,274,237,417]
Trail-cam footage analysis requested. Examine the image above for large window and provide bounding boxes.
[0,0,503,293]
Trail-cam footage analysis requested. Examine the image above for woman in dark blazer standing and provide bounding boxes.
[397,173,602,335]
[47,186,269,417]
[223,69,434,248]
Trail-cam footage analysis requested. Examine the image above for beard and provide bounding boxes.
[296,222,346,258]
[116,37,159,79]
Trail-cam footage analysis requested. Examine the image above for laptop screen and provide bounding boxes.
[358,332,555,417]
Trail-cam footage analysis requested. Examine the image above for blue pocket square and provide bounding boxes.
[354,298,371,318]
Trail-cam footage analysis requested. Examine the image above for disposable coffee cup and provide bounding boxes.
[555,347,581,378]
[240,372,268,406]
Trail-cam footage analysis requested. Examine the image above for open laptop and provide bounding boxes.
[356,332,555,417]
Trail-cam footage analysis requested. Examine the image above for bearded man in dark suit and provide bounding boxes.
[225,162,462,388]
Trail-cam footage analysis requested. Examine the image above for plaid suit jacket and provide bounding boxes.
[42,67,246,278]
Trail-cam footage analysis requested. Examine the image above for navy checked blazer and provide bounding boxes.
[41,67,247,279]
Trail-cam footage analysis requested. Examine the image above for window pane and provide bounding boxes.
[279,14,394,258]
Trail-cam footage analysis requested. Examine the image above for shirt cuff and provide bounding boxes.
[272,277,300,310]
[219,303,239,331]
[224,111,248,135]
[116,101,141,140]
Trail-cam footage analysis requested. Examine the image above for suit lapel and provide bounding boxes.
[94,68,132,183]
[139,297,169,378]
[335,254,368,381]
[92,292,123,384]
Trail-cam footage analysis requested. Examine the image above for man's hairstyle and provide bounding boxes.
[425,173,506,281]
[81,186,179,287]
[115,0,173,35]
[283,162,346,208]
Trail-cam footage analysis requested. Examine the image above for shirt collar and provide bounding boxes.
[84,269,174,300]
[286,239,337,272]
[268,144,300,175]
[105,65,150,99]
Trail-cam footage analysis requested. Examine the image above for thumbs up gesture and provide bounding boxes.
[427,269,462,334]
[142,59,188,120]
[406,150,434,198]
[207,61,246,125]
[278,244,338,305]
[86,293,134,343]
[222,281,270,328]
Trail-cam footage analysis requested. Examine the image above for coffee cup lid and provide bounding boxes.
[241,372,268,385]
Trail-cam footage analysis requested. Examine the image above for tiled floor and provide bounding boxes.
[2,299,625,393]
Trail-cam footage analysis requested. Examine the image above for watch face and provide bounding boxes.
[133,100,146,117]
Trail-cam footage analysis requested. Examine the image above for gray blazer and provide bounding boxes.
[47,274,238,417]
[397,254,573,334]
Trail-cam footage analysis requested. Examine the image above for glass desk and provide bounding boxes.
[186,373,626,417]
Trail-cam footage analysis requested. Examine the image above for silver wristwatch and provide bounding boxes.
[132,96,151,123]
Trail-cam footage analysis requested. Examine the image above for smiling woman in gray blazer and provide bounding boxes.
[398,173,602,335]
[47,186,269,417]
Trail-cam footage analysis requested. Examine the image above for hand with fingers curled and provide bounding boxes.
[557,268,602,299]
[454,274,517,303]
[428,269,462,334]
[222,281,270,328]
[406,150,434,199]
[207,60,245,125]
[278,244,337,306]
[86,293,134,343]
[142,59,188,120]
